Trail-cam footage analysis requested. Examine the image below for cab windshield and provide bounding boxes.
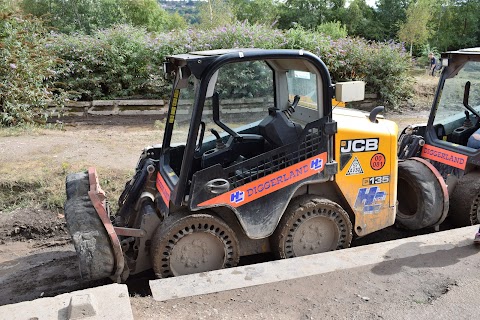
[434,61,480,135]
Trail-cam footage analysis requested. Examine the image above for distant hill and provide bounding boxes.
[159,0,200,25]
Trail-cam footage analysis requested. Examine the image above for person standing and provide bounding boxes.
[429,52,437,76]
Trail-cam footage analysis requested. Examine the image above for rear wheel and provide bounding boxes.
[449,172,480,227]
[396,159,445,230]
[150,212,240,278]
[271,196,352,259]
[64,171,115,280]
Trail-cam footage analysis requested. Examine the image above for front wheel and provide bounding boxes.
[396,159,445,230]
[271,196,352,259]
[150,212,240,278]
[449,172,480,227]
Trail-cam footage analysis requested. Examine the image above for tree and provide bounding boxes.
[228,0,279,25]
[277,0,328,29]
[344,0,380,39]
[429,0,480,52]
[21,0,125,34]
[398,0,435,55]
[20,0,186,34]
[376,0,410,40]
[198,0,235,29]
[121,0,171,32]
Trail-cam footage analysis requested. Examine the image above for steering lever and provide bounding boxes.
[210,129,226,149]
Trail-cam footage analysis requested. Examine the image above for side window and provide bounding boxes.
[287,70,318,110]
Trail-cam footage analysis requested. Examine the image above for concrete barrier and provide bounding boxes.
[47,97,275,120]
[149,225,478,302]
[0,284,133,320]
[48,100,167,117]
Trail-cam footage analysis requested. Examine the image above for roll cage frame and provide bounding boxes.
[159,49,335,208]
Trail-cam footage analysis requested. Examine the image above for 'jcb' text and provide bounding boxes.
[341,138,379,153]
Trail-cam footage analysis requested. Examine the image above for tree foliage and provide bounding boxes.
[277,0,328,29]
[376,0,410,40]
[429,0,480,52]
[228,0,279,25]
[198,0,234,29]
[20,0,186,34]
[0,13,69,126]
[398,0,435,55]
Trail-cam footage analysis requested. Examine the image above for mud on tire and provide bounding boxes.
[271,196,353,259]
[150,212,240,278]
[396,160,444,230]
[64,171,115,280]
[449,171,480,227]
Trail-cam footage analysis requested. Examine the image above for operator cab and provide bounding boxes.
[430,48,480,148]
[399,48,480,177]
[159,49,334,207]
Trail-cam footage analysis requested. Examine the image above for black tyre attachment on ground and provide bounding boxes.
[271,196,353,259]
[396,159,445,230]
[449,171,480,227]
[64,171,115,280]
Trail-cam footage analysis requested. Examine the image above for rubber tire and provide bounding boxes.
[449,171,480,227]
[150,212,240,278]
[64,171,115,280]
[271,196,353,259]
[396,160,444,230]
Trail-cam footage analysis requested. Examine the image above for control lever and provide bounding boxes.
[464,111,473,128]
[210,129,226,149]
[283,95,300,119]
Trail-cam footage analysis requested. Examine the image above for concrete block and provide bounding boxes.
[150,225,478,302]
[116,100,164,106]
[67,294,96,319]
[0,284,133,320]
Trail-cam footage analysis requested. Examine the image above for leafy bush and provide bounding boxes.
[318,37,413,108]
[2,19,413,126]
[51,22,412,107]
[50,22,287,100]
[317,21,348,40]
[0,13,68,126]
[20,0,186,34]
[281,27,413,108]
[51,25,167,100]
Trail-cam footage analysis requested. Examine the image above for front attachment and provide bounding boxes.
[64,168,125,282]
[396,158,449,230]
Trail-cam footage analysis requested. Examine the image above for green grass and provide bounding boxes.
[0,123,65,137]
[0,160,133,214]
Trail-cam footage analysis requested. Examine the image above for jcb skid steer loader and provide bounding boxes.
[65,49,446,283]
[398,48,480,229]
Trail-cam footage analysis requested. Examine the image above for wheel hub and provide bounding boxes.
[293,216,339,256]
[151,213,240,278]
[170,232,225,276]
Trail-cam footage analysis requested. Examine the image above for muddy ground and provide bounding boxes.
[0,76,444,314]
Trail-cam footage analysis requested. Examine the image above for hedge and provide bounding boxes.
[1,21,413,126]
[50,23,412,105]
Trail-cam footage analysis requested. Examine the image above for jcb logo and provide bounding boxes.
[341,138,379,153]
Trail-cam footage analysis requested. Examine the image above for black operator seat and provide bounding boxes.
[259,107,303,149]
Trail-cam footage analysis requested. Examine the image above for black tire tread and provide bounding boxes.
[449,171,480,227]
[64,171,115,280]
[271,195,353,259]
[396,160,445,230]
[150,212,240,278]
